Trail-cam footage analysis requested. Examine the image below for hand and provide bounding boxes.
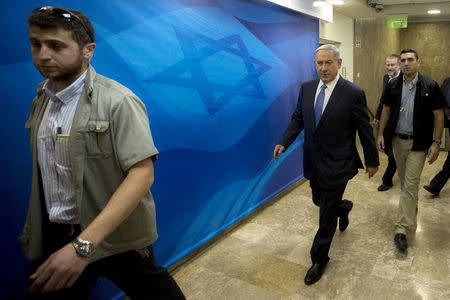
[29,244,89,294]
[365,166,378,178]
[427,142,440,164]
[273,144,285,160]
[373,119,379,129]
[376,135,385,153]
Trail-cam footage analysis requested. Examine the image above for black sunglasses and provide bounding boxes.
[33,6,94,43]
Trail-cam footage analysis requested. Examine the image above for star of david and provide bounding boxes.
[145,26,270,115]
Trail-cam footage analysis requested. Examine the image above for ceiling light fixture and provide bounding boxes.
[313,1,328,7]
[328,0,345,5]
[313,0,342,7]
[427,9,441,14]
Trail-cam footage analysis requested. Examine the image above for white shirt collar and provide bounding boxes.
[318,73,340,93]
[390,70,400,80]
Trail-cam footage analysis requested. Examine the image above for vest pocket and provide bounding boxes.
[85,120,112,157]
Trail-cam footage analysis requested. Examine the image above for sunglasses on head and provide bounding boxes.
[33,6,94,43]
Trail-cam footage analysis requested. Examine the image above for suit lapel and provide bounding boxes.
[306,80,320,128]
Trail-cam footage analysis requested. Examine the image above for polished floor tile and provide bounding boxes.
[173,150,450,299]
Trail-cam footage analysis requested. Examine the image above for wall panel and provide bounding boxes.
[400,21,450,85]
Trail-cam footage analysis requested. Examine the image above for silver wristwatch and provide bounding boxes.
[72,237,95,257]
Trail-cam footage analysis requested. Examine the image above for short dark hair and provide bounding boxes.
[28,7,94,48]
[400,49,419,60]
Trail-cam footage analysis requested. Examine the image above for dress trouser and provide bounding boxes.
[382,140,397,186]
[28,222,185,300]
[429,150,450,192]
[309,178,349,266]
[392,137,426,234]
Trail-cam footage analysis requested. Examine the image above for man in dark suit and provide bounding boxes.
[374,54,401,192]
[377,49,444,253]
[273,44,379,285]
[423,77,450,195]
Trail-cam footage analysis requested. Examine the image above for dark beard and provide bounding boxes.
[39,54,86,87]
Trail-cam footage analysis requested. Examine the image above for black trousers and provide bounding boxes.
[28,223,185,300]
[309,178,349,266]
[382,140,397,186]
[429,150,450,192]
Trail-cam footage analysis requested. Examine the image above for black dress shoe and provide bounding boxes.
[304,263,326,285]
[339,201,353,232]
[394,233,408,252]
[423,185,439,196]
[377,183,393,192]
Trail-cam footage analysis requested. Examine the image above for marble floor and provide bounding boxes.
[173,150,450,299]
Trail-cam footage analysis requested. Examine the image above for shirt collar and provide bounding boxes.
[43,70,88,104]
[319,73,340,92]
[403,72,419,90]
[390,70,400,80]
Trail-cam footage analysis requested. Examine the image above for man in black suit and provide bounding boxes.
[423,77,450,195]
[374,54,401,192]
[273,44,379,285]
[377,49,444,253]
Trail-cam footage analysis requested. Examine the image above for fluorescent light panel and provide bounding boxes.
[328,0,344,5]
[313,0,344,7]
[427,9,441,14]
[313,1,328,7]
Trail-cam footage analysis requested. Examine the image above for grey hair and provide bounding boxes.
[387,54,400,62]
[315,44,340,59]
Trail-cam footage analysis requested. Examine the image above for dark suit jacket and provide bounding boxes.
[279,77,379,188]
[376,73,402,146]
[375,74,390,120]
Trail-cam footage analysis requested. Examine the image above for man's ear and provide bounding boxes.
[83,43,96,61]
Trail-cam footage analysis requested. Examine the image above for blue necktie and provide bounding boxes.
[314,84,326,125]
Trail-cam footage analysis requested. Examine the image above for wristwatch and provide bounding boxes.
[72,237,95,257]
[433,139,441,145]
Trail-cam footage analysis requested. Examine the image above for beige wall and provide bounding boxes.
[400,22,450,86]
[354,19,450,118]
[320,12,354,82]
[353,17,400,117]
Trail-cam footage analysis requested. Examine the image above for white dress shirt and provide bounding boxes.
[314,74,340,114]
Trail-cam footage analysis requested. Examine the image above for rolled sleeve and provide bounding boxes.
[111,95,158,172]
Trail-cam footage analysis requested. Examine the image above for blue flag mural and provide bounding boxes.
[0,0,318,298]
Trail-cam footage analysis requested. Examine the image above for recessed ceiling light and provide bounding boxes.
[428,9,441,14]
[328,0,345,5]
[313,1,328,7]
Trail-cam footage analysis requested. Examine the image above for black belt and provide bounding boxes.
[396,133,414,140]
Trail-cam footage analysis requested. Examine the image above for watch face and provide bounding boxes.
[81,243,89,253]
[73,238,94,257]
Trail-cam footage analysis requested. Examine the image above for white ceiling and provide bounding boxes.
[378,0,449,4]
[334,0,450,22]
